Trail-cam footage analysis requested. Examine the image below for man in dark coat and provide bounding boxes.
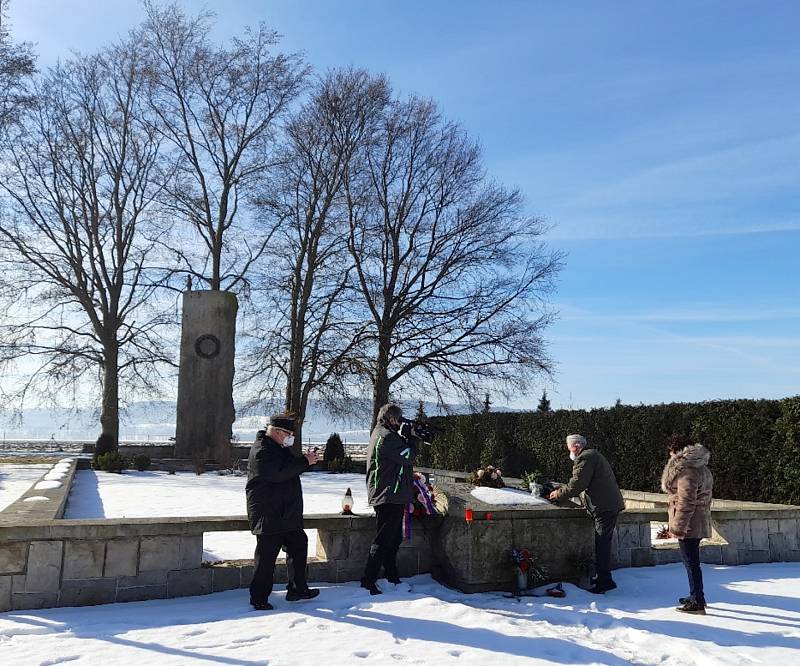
[361,403,421,595]
[549,434,625,594]
[246,414,319,610]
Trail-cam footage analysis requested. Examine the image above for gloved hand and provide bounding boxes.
[399,421,415,439]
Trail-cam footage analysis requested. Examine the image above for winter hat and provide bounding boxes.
[269,414,297,432]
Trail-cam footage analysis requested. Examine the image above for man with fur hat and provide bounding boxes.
[549,434,625,594]
[246,413,319,610]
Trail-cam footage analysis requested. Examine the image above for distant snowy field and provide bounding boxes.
[2,564,799,665]
[64,470,372,560]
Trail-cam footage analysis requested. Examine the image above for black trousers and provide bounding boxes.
[593,510,619,583]
[679,537,705,604]
[249,529,308,603]
[362,503,405,585]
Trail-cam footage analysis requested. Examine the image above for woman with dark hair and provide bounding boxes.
[661,434,713,615]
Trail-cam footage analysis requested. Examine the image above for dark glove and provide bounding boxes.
[399,421,415,439]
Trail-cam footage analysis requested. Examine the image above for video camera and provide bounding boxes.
[399,417,443,444]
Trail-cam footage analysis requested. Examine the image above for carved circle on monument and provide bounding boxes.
[194,333,221,359]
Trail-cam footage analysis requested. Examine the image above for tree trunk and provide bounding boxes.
[211,240,222,291]
[286,365,305,454]
[100,340,120,452]
[371,330,392,429]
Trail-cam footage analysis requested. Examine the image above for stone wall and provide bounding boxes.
[613,494,800,569]
[4,470,799,613]
[0,481,592,611]
[0,514,436,612]
[433,483,595,592]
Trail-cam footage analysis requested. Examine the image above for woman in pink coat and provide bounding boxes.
[661,434,713,615]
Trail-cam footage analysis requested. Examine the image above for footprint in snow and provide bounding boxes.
[40,658,80,666]
[447,650,463,657]
[289,618,308,628]
[182,629,206,637]
[231,636,266,644]
[353,651,371,658]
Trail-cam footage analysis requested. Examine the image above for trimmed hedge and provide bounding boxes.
[417,396,800,505]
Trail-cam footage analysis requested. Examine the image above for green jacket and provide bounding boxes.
[555,444,625,514]
[366,424,419,506]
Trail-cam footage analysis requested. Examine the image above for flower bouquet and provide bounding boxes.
[403,472,438,539]
[469,464,505,488]
[511,547,547,592]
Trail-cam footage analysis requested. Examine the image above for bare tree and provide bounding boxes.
[241,69,389,449]
[345,97,564,427]
[0,0,35,129]
[140,2,308,292]
[0,39,174,449]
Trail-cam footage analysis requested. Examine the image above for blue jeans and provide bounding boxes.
[678,537,705,604]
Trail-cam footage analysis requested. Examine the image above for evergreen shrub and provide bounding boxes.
[94,451,129,473]
[416,396,800,504]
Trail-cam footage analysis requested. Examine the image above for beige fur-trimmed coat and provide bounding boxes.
[660,444,713,539]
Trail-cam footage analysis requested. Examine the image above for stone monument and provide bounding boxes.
[174,290,238,466]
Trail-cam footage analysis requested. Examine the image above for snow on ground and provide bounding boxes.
[64,470,372,561]
[0,464,49,512]
[2,563,799,665]
[470,486,552,506]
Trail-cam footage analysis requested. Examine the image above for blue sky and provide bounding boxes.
[8,1,800,409]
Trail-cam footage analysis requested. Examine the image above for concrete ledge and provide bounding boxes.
[0,459,77,523]
[0,513,389,543]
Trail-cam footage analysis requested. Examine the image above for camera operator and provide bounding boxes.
[246,414,320,610]
[361,403,422,595]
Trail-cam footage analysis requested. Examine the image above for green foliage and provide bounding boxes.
[420,396,800,505]
[323,433,345,463]
[327,455,358,473]
[519,470,546,490]
[771,396,800,505]
[537,390,551,413]
[93,451,129,473]
[132,454,151,472]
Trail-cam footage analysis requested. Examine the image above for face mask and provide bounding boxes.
[569,451,577,461]
[282,435,295,448]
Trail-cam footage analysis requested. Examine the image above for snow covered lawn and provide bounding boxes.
[0,464,49,512]
[2,563,799,665]
[64,470,372,560]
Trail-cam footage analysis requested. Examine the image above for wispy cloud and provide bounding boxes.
[568,132,800,210]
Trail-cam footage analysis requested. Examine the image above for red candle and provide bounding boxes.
[465,506,473,523]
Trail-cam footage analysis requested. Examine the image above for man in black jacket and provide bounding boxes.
[361,403,421,595]
[246,414,319,610]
